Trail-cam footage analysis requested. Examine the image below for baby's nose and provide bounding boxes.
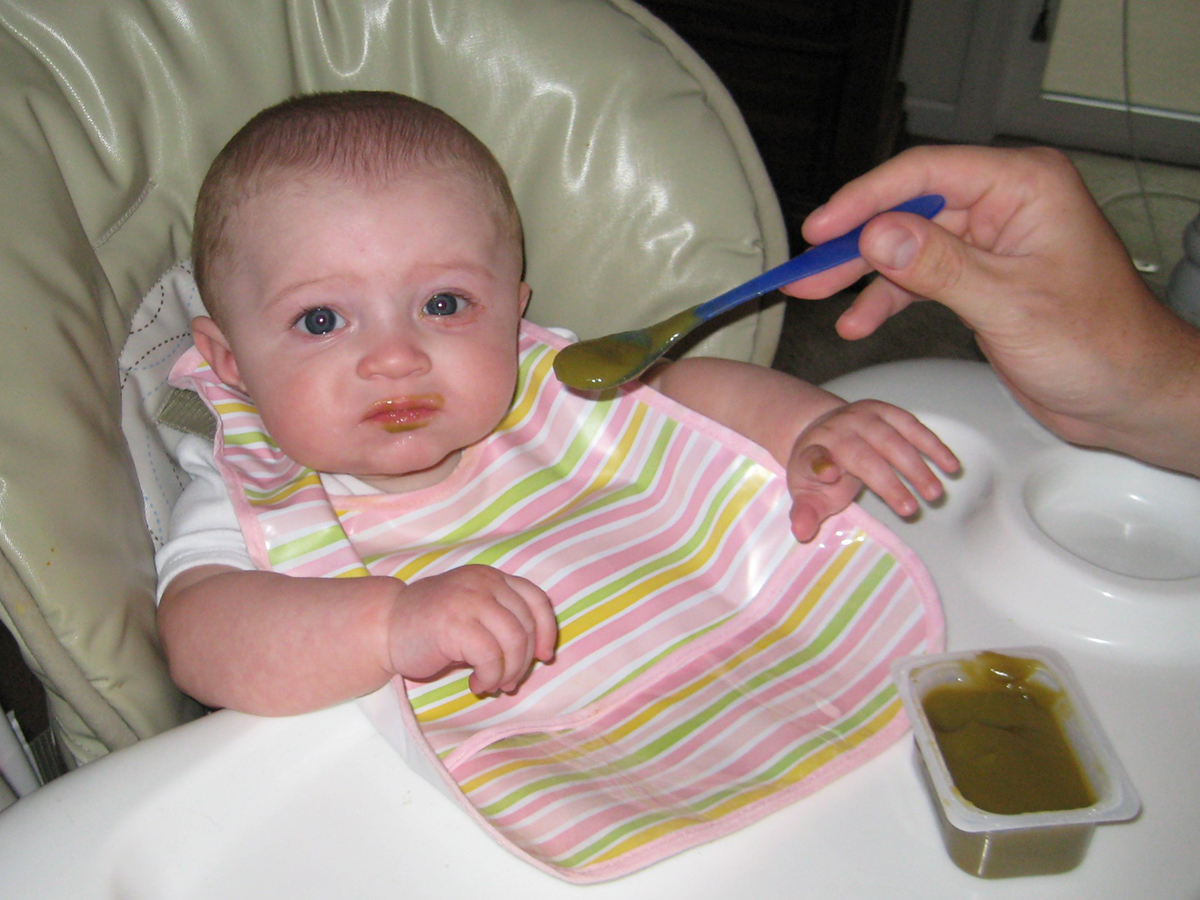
[356,329,431,379]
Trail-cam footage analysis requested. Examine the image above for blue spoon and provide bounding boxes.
[553,194,946,390]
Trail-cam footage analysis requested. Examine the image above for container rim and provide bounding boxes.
[891,645,1142,833]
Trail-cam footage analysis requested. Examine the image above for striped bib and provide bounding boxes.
[170,321,943,883]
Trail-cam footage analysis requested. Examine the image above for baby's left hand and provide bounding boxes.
[785,400,959,541]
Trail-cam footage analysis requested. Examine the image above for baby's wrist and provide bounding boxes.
[379,576,419,677]
[793,398,846,444]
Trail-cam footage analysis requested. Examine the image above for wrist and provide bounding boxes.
[1108,308,1200,476]
[372,575,413,679]
[790,395,848,449]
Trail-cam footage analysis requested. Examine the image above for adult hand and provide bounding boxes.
[784,144,1200,476]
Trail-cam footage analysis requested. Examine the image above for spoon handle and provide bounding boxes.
[694,194,945,322]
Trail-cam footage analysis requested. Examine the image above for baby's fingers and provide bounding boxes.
[502,575,558,664]
[786,445,861,541]
[839,437,925,517]
[450,602,534,695]
[866,409,959,503]
[880,407,960,479]
[791,444,843,486]
[460,628,508,696]
[475,576,557,693]
[789,495,843,543]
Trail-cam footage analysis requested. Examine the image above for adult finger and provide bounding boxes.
[832,275,922,340]
[778,258,874,300]
[799,144,1020,247]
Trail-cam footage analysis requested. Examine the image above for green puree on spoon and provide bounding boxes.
[553,195,945,391]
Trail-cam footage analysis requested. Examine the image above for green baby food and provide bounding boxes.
[552,308,702,390]
[921,652,1096,815]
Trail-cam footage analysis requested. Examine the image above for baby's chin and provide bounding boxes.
[352,449,465,494]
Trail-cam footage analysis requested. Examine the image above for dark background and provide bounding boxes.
[638,0,982,384]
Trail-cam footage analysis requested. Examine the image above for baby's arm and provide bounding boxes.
[157,563,556,715]
[646,358,957,540]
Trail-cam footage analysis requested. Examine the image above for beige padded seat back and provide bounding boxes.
[0,0,785,766]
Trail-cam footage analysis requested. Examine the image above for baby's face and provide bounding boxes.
[204,172,529,491]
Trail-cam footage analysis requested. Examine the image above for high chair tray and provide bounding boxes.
[1,359,1197,899]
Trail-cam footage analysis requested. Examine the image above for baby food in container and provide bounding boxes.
[891,647,1140,878]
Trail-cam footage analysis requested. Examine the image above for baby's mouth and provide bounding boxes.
[366,395,444,433]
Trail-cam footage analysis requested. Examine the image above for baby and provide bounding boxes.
[156,91,958,715]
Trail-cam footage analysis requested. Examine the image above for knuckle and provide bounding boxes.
[1027,145,1071,173]
[833,442,872,472]
[916,230,966,295]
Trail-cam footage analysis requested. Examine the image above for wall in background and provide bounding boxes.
[1045,0,1200,115]
[900,0,1200,166]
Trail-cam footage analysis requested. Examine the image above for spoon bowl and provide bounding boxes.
[553,195,945,390]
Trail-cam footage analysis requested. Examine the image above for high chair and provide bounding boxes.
[0,0,786,772]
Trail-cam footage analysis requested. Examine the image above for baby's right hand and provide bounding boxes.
[386,565,557,695]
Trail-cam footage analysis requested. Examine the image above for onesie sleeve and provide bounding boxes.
[154,433,256,602]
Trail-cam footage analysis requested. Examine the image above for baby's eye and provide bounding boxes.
[423,292,466,317]
[296,307,343,335]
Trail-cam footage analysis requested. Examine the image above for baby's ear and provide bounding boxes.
[518,282,531,317]
[190,315,245,391]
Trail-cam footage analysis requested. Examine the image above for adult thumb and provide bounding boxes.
[858,214,978,311]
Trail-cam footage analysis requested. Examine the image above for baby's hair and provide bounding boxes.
[192,91,522,320]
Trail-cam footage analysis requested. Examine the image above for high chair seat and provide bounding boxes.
[0,0,785,767]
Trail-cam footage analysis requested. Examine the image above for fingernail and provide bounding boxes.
[811,451,836,476]
[870,225,917,269]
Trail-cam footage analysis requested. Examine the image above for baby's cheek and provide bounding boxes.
[255,383,340,464]
[480,362,521,422]
[264,421,333,471]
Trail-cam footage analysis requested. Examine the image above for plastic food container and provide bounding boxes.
[891,647,1140,878]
